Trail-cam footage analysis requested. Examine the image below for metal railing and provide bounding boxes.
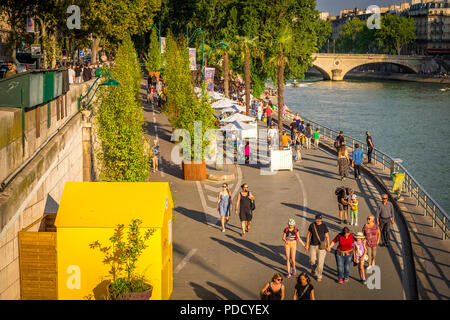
[273,105,449,240]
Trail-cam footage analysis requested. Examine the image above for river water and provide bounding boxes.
[280,77,450,213]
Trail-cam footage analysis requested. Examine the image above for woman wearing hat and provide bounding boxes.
[283,219,306,278]
[353,232,367,284]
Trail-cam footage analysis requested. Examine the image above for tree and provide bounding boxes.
[95,34,150,182]
[233,35,258,115]
[336,18,367,53]
[143,28,162,73]
[376,15,416,55]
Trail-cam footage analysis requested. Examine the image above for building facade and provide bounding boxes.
[323,0,450,55]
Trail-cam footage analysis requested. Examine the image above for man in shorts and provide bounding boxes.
[336,187,353,225]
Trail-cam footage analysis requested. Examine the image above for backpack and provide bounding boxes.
[335,186,348,196]
[334,138,340,148]
[152,75,157,84]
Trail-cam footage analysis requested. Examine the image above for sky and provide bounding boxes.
[316,0,410,15]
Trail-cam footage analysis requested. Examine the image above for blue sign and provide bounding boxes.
[80,51,85,57]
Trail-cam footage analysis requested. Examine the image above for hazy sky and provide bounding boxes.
[317,0,410,15]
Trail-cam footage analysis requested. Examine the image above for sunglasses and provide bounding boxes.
[276,278,282,282]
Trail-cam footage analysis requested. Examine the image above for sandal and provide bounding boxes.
[241,232,246,237]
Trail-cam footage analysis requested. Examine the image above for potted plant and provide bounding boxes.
[90,219,155,300]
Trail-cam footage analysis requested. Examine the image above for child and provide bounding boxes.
[313,128,320,150]
[353,232,367,284]
[283,219,306,278]
[350,194,359,226]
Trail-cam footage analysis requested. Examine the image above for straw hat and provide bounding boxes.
[355,232,365,239]
[288,219,296,226]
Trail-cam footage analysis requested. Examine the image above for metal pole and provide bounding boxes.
[432,205,436,227]
[201,33,204,81]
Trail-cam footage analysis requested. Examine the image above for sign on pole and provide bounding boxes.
[30,44,41,58]
[204,67,215,92]
[189,48,197,70]
[26,17,35,33]
[160,37,166,54]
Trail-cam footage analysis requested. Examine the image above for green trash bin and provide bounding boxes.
[0,72,30,108]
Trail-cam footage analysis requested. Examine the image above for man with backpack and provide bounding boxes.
[334,131,345,151]
[335,187,354,225]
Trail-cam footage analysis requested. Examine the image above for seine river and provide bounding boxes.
[281,77,450,213]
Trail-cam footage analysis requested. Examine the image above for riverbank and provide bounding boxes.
[305,70,450,84]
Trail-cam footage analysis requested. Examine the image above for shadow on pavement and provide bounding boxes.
[174,206,206,225]
[189,282,222,300]
[206,281,242,300]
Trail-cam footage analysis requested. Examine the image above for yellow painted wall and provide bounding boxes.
[57,227,163,300]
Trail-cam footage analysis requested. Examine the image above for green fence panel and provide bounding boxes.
[29,72,44,107]
[43,71,55,102]
[53,71,62,97]
[0,72,30,108]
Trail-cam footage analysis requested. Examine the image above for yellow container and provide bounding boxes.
[54,182,173,300]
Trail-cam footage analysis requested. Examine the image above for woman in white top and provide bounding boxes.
[337,146,350,181]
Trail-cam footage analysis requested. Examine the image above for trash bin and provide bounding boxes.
[54,182,174,300]
[392,172,405,197]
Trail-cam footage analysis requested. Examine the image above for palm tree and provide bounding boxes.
[233,35,258,115]
[266,26,294,148]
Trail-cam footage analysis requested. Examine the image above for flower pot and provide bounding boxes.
[182,160,206,181]
[107,283,153,300]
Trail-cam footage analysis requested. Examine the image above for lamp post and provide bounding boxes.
[202,40,228,80]
[149,21,162,51]
[186,26,205,79]
[78,67,120,111]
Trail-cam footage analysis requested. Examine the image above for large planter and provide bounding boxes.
[182,160,207,181]
[108,284,153,300]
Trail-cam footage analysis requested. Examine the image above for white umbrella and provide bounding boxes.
[220,105,246,114]
[211,98,236,109]
[218,120,257,132]
[222,113,256,123]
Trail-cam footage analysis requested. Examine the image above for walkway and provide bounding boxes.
[141,82,421,300]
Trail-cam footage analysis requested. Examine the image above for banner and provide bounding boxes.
[204,67,215,92]
[160,37,166,54]
[26,17,35,33]
[189,48,196,70]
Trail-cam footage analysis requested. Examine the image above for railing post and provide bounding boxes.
[443,216,447,240]
[424,195,427,216]
[432,205,436,227]
[416,186,419,206]
[382,154,385,169]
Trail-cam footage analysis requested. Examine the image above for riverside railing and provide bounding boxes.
[274,106,449,240]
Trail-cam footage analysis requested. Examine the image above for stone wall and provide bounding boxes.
[0,81,93,300]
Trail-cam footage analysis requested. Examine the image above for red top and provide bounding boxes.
[333,233,354,253]
[266,108,272,116]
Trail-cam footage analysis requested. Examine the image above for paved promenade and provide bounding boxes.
[141,82,449,300]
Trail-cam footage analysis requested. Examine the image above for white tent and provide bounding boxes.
[219,120,257,139]
[222,113,256,123]
[211,98,236,109]
[220,105,246,114]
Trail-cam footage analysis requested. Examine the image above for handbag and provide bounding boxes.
[249,191,255,211]
[313,223,326,250]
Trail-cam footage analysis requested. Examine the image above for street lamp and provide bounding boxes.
[78,67,120,111]
[202,40,228,80]
[149,21,162,50]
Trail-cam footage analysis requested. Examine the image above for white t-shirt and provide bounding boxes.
[268,128,278,140]
[68,68,75,84]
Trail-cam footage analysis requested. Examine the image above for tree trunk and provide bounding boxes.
[50,32,57,68]
[223,52,229,98]
[92,36,100,64]
[277,55,284,150]
[244,52,250,115]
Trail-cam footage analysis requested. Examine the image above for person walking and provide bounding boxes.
[294,113,301,127]
[217,183,232,233]
[151,139,159,172]
[293,272,315,300]
[313,128,320,150]
[335,186,353,225]
[257,102,263,121]
[366,131,374,164]
[260,273,285,300]
[294,130,302,162]
[265,105,273,128]
[353,232,367,284]
[82,63,92,82]
[282,219,306,278]
[68,63,75,85]
[349,194,359,226]
[352,143,364,180]
[334,131,345,151]
[281,130,292,150]
[362,215,381,267]
[328,227,354,283]
[304,123,313,150]
[337,146,350,181]
[289,119,298,142]
[235,183,255,237]
[376,194,395,247]
[305,214,330,282]
[267,124,278,150]
[244,141,250,164]
[75,64,82,83]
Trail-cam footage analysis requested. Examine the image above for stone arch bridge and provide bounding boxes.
[312,53,432,81]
